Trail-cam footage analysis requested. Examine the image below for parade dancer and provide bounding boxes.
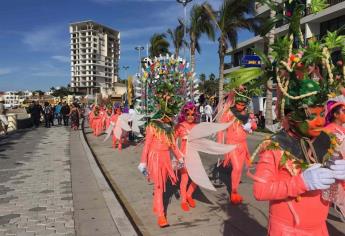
[245,3,345,233]
[138,111,184,227]
[175,102,199,211]
[217,89,257,204]
[175,102,237,212]
[111,106,124,150]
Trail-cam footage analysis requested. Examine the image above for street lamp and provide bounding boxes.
[176,0,192,58]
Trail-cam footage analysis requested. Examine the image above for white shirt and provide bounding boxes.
[205,105,212,115]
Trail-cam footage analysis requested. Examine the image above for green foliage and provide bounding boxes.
[167,19,185,57]
[310,0,328,14]
[51,87,72,98]
[224,67,263,90]
[302,40,323,65]
[270,36,291,62]
[323,30,345,49]
[149,33,170,57]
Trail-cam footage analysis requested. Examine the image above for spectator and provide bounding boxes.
[128,105,135,141]
[61,102,70,126]
[199,104,205,122]
[69,103,80,130]
[205,103,213,123]
[0,97,8,135]
[43,102,53,128]
[55,102,63,125]
[28,101,43,128]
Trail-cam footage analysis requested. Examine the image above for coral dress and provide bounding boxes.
[141,120,183,217]
[217,108,256,193]
[253,131,331,236]
[175,122,197,204]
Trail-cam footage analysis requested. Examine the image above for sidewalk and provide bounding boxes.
[84,123,345,236]
[0,127,75,236]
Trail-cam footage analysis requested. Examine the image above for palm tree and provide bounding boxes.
[149,33,170,57]
[167,19,185,58]
[189,3,215,72]
[203,0,256,101]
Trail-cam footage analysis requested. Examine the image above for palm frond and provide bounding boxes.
[224,67,263,90]
[309,0,328,14]
[323,30,345,49]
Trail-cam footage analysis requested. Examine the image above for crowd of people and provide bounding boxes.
[27,101,81,129]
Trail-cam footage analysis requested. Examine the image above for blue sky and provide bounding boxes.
[0,0,253,91]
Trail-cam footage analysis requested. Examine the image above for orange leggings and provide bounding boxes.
[180,168,197,202]
[153,186,164,217]
[228,153,246,193]
[112,136,122,150]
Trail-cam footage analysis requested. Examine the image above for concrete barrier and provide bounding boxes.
[6,113,17,131]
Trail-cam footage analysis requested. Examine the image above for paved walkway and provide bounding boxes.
[84,123,345,236]
[0,126,134,236]
[0,127,74,236]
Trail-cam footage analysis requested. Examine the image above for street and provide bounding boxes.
[0,125,344,236]
[84,123,345,236]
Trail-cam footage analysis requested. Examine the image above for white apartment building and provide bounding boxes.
[70,21,120,95]
[3,91,20,108]
[225,0,345,74]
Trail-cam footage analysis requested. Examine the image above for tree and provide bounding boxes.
[189,3,215,72]
[198,73,207,93]
[209,73,216,81]
[33,90,44,96]
[203,0,257,101]
[51,87,72,98]
[149,33,170,57]
[167,19,185,58]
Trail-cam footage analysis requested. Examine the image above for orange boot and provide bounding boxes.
[187,196,196,208]
[181,202,189,211]
[157,215,169,228]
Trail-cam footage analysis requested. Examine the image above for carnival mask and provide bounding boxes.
[184,107,195,123]
[292,106,325,138]
[235,102,246,112]
[115,108,121,115]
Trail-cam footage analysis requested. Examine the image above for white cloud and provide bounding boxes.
[51,55,70,63]
[22,26,68,52]
[0,68,13,76]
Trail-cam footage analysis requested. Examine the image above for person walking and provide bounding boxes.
[69,103,80,130]
[61,102,70,126]
[55,102,62,125]
[205,103,213,123]
[0,97,8,135]
[28,101,43,128]
[43,102,53,128]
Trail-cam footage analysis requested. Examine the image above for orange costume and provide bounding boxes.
[253,134,330,236]
[175,121,197,211]
[217,106,257,203]
[140,120,183,227]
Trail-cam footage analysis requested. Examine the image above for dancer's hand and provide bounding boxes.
[330,159,345,180]
[242,122,252,132]
[177,158,184,169]
[302,164,335,190]
[138,163,148,176]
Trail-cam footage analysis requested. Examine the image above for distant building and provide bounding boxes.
[70,20,120,95]
[225,0,345,74]
[3,91,20,108]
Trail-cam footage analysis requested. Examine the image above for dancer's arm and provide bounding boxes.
[253,150,307,201]
[140,126,153,164]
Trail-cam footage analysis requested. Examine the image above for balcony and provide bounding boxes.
[305,0,345,15]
